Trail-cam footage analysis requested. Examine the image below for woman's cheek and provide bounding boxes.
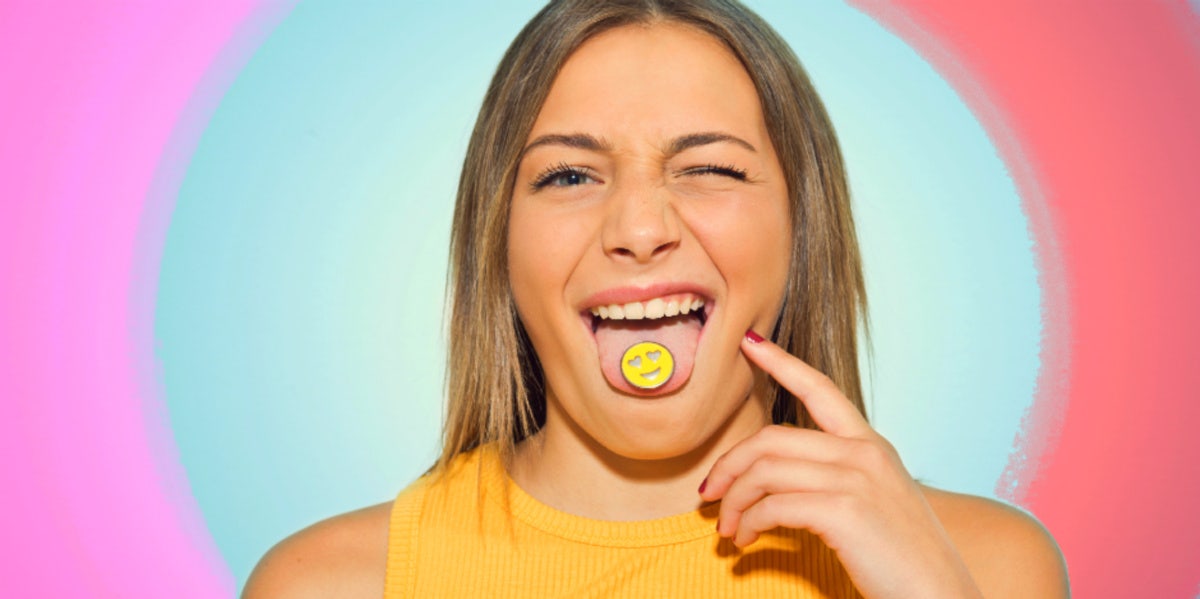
[507,204,553,323]
[508,201,591,332]
[691,196,787,269]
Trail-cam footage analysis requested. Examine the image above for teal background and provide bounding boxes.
[156,0,1039,590]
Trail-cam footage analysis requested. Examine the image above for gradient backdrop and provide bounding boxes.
[1,1,1197,597]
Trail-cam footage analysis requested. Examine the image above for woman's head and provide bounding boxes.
[440,0,867,468]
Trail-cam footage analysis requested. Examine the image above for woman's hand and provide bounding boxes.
[698,331,983,599]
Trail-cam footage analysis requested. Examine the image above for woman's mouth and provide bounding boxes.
[582,292,712,396]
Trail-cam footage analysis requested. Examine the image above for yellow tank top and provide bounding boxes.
[384,445,863,598]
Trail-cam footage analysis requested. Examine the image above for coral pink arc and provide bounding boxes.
[854,1,1200,595]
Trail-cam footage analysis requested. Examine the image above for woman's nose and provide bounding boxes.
[601,183,681,263]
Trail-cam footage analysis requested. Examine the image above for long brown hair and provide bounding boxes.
[437,0,869,472]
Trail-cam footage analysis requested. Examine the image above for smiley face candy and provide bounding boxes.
[620,341,675,390]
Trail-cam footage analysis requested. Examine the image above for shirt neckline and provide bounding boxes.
[475,445,721,548]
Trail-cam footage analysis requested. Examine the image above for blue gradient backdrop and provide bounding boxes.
[155,1,1038,589]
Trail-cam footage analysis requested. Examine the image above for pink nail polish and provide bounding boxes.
[744,329,764,343]
[698,478,707,494]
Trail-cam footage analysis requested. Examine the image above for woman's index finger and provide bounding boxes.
[741,332,873,438]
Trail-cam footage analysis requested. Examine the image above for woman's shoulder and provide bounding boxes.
[242,500,394,599]
[240,457,471,599]
[919,484,1070,597]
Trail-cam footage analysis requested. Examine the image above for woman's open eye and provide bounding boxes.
[531,163,599,190]
[680,163,749,181]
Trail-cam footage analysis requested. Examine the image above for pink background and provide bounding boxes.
[1,1,1197,596]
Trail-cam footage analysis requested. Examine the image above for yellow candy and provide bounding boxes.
[620,341,674,390]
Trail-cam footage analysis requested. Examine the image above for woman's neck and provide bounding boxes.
[507,393,771,521]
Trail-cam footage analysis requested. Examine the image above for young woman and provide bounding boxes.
[246,2,1069,597]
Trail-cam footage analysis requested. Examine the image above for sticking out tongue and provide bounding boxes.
[595,314,701,395]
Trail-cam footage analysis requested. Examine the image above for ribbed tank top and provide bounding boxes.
[384,445,863,598]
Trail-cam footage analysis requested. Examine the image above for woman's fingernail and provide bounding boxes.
[744,329,765,343]
[698,478,708,494]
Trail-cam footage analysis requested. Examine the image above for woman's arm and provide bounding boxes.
[923,487,1070,598]
[242,502,391,599]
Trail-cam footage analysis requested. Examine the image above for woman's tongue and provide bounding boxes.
[594,315,701,395]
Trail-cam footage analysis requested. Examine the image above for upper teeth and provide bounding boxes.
[589,295,706,321]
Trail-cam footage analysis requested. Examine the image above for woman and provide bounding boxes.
[246,1,1069,597]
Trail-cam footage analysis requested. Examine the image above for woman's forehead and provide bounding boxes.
[527,22,769,150]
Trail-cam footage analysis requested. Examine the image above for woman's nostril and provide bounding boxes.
[654,239,678,253]
[607,225,681,262]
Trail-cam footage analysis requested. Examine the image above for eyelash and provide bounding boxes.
[531,162,597,190]
[530,162,748,190]
[682,163,748,180]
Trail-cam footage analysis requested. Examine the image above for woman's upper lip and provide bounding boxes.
[579,282,715,311]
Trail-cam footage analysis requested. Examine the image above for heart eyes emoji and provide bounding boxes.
[620,341,675,390]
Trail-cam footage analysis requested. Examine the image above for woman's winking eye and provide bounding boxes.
[678,163,748,180]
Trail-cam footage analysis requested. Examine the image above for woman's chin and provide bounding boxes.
[587,405,732,462]
[548,372,761,462]
[596,433,709,462]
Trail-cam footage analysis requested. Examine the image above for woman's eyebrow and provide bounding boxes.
[520,133,612,161]
[665,132,757,156]
[517,130,757,162]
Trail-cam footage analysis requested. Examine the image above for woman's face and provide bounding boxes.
[508,22,791,459]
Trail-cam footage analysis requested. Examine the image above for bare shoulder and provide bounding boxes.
[242,501,393,599]
[920,484,1070,598]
